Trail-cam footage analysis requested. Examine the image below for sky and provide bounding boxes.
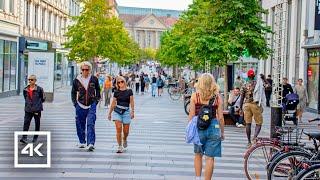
[116,0,193,10]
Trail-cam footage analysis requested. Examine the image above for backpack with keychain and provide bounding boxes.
[197,95,216,130]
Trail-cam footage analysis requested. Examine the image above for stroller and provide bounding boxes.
[282,93,299,125]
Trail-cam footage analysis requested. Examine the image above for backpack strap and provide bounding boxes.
[209,95,216,107]
[196,93,201,104]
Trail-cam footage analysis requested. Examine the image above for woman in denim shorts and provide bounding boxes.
[108,76,135,153]
[188,73,225,180]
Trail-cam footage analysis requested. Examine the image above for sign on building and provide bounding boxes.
[28,52,55,93]
[316,0,320,30]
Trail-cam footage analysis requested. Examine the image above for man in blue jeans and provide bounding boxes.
[71,61,100,151]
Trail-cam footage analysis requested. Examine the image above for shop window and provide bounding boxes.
[0,40,3,93]
[0,0,4,11]
[3,41,10,92]
[307,50,320,110]
[10,42,17,90]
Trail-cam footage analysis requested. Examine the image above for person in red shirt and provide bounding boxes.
[20,75,45,144]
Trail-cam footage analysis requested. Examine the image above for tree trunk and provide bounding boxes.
[223,66,228,110]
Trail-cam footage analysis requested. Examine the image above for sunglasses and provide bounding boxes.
[28,79,35,81]
[117,81,125,84]
[82,69,89,71]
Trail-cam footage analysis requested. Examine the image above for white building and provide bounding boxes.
[0,0,20,97]
[261,0,320,112]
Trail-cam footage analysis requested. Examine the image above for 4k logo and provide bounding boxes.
[14,131,51,168]
[21,143,44,157]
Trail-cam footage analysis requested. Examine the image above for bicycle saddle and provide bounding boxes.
[304,132,320,141]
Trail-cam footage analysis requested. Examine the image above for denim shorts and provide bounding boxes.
[112,109,131,124]
[194,119,222,157]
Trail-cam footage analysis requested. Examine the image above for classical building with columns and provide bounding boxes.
[118,6,181,49]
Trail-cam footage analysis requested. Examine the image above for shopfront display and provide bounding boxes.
[0,39,18,94]
[307,49,320,112]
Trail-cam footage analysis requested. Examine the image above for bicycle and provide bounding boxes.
[267,118,320,179]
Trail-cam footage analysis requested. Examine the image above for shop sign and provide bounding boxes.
[309,50,320,57]
[26,40,48,51]
[316,0,320,30]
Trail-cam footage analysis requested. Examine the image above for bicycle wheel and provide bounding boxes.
[244,143,281,180]
[295,164,320,180]
[184,100,190,115]
[268,151,312,180]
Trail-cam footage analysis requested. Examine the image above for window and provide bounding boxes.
[34,5,38,29]
[3,41,10,92]
[59,17,62,35]
[48,12,52,32]
[10,42,17,90]
[9,0,14,14]
[25,1,30,26]
[42,8,45,31]
[53,15,56,34]
[0,0,4,11]
[0,40,3,93]
[147,31,151,47]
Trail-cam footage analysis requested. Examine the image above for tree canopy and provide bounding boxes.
[64,0,141,65]
[157,0,272,70]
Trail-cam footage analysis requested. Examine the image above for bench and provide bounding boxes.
[223,110,239,126]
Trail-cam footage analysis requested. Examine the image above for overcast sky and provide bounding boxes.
[116,0,193,10]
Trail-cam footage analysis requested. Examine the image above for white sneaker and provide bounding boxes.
[88,144,95,151]
[238,124,245,128]
[117,145,123,153]
[78,143,86,148]
[236,122,240,127]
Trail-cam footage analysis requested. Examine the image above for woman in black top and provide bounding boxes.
[108,76,135,153]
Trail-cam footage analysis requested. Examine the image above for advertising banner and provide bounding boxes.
[28,52,55,93]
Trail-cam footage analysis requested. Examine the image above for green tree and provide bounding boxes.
[158,0,272,69]
[64,0,140,64]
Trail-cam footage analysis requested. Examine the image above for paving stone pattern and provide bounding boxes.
[0,87,319,180]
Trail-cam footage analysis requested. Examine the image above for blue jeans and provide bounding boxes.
[151,83,157,96]
[75,103,96,145]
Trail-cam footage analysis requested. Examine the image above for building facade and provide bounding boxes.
[0,0,80,98]
[118,6,181,49]
[0,0,20,97]
[261,0,320,112]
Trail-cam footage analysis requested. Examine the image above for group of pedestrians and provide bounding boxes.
[18,60,310,179]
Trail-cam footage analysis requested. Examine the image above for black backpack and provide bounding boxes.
[197,95,216,130]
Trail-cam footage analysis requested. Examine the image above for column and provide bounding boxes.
[145,30,148,48]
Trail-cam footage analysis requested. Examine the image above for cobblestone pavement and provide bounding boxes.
[0,86,319,179]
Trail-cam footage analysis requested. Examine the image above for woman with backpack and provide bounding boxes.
[188,73,225,180]
[108,76,135,153]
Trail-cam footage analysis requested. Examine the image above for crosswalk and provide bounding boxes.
[0,87,298,179]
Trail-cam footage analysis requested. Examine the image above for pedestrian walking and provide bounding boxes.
[294,79,308,123]
[240,70,266,148]
[265,75,273,107]
[156,76,164,96]
[135,75,140,94]
[71,61,100,151]
[188,73,225,180]
[228,87,245,127]
[108,76,135,153]
[140,74,145,95]
[98,73,105,107]
[19,75,45,144]
[104,75,113,108]
[151,74,157,97]
[144,74,150,93]
[281,77,294,104]
[233,76,244,89]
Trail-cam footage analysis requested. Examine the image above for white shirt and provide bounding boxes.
[77,75,91,109]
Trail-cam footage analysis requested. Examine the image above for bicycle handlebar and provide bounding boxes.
[308,118,320,123]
